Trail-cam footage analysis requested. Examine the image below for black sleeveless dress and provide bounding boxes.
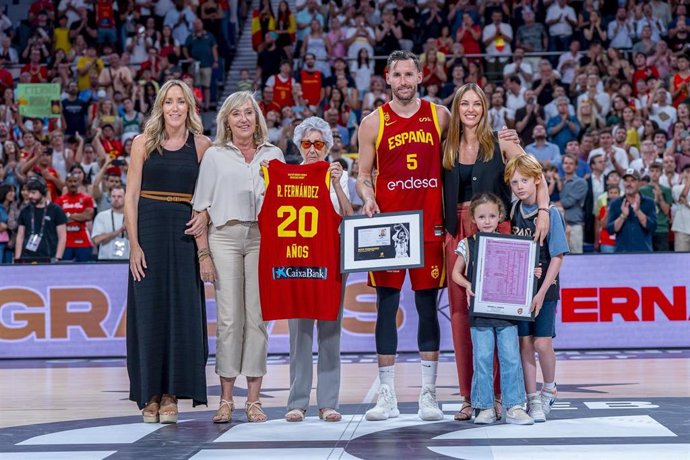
[127,133,208,409]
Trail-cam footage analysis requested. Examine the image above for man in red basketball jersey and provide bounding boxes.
[357,50,451,421]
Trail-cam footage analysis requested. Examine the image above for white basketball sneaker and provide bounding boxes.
[417,385,444,421]
[365,383,400,421]
[541,385,558,415]
[474,408,497,425]
[527,396,546,423]
[506,405,535,425]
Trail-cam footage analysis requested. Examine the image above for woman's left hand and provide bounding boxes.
[259,159,270,178]
[498,126,520,145]
[534,208,550,246]
[185,210,209,237]
[328,161,343,187]
[200,257,216,284]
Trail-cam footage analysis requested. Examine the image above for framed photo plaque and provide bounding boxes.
[470,232,539,321]
[341,211,424,273]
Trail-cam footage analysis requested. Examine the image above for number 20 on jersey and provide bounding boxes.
[277,205,319,238]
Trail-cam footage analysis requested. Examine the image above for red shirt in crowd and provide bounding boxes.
[29,0,55,22]
[631,66,659,96]
[672,72,690,108]
[20,63,48,83]
[32,167,61,202]
[300,69,323,107]
[259,100,282,116]
[598,205,616,248]
[272,75,295,109]
[55,193,95,248]
[0,68,13,93]
[96,0,116,29]
[101,137,123,159]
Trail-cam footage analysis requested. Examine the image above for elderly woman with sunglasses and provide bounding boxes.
[283,117,353,422]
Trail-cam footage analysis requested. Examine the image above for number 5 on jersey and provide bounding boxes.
[277,205,319,238]
[407,153,417,170]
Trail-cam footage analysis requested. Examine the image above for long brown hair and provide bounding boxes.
[442,83,495,170]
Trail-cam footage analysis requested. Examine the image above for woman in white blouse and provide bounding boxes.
[192,91,284,424]
[283,117,353,423]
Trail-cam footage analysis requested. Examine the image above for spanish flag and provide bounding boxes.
[251,10,276,51]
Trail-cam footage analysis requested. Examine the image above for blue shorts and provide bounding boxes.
[518,300,557,338]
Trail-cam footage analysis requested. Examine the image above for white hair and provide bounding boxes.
[293,116,334,153]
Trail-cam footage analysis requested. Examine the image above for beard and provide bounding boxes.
[392,85,416,103]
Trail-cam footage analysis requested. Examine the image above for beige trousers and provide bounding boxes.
[209,221,267,378]
[674,231,690,252]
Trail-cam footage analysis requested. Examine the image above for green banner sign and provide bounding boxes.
[17,83,62,118]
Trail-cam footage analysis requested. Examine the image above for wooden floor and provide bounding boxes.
[1,351,689,459]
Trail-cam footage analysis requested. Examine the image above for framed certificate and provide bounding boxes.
[470,232,539,321]
[341,211,424,273]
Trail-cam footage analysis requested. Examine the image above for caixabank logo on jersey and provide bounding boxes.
[272,266,328,280]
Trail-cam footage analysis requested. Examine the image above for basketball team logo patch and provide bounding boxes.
[272,266,328,280]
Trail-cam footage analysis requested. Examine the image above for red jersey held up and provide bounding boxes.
[55,193,94,248]
[258,160,342,321]
[374,99,444,242]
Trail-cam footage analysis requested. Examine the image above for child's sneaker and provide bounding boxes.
[506,405,534,425]
[540,384,558,415]
[365,384,399,421]
[527,396,546,422]
[473,408,496,425]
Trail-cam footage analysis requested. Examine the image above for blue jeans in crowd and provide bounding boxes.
[470,325,526,410]
[63,247,93,262]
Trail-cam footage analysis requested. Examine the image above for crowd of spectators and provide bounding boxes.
[0,0,243,263]
[250,0,690,254]
[0,0,690,263]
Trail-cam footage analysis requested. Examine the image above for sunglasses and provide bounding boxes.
[300,140,325,150]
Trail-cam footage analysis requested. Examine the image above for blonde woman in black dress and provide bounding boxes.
[125,79,213,423]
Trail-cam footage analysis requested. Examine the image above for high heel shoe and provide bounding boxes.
[159,395,178,424]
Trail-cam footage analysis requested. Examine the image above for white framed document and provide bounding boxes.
[470,232,538,321]
[340,211,424,273]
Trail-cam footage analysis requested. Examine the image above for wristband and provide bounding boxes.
[538,208,549,213]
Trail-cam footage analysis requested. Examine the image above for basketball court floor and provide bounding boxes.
[1,350,689,459]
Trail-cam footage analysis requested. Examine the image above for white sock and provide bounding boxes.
[543,382,556,392]
[421,360,437,389]
[527,392,540,401]
[379,365,395,389]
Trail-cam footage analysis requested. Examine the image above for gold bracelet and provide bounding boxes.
[197,248,211,258]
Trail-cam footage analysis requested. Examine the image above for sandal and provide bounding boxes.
[285,408,306,422]
[319,408,342,422]
[245,400,268,423]
[159,395,178,424]
[213,399,234,424]
[495,397,503,421]
[142,397,160,423]
[454,400,473,421]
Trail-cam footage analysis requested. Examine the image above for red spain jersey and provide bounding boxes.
[55,193,94,248]
[258,160,342,321]
[375,99,443,242]
[300,69,323,107]
[273,75,295,109]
